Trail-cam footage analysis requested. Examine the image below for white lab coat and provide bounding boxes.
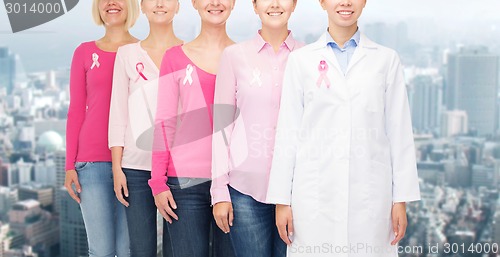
[266,32,421,257]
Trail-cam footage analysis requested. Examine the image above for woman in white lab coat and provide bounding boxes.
[266,1,421,257]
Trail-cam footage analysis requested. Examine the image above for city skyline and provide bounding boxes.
[1,1,500,257]
[1,1,500,72]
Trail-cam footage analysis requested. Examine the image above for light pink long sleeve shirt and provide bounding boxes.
[149,46,215,196]
[66,42,115,170]
[211,32,303,204]
[109,42,165,171]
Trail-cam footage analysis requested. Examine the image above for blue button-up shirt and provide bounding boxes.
[326,29,360,75]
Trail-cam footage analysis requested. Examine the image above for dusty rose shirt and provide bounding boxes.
[211,32,304,204]
[66,42,115,170]
[149,46,215,196]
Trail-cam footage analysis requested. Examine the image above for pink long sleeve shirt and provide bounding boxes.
[149,46,215,196]
[211,32,303,205]
[66,42,115,170]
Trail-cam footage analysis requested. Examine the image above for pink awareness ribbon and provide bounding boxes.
[316,60,331,88]
[91,53,100,69]
[135,62,148,82]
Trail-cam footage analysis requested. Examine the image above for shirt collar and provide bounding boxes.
[325,28,360,49]
[253,30,296,53]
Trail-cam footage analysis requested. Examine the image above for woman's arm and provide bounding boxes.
[211,48,238,233]
[65,44,87,171]
[64,44,86,203]
[109,48,130,207]
[149,50,180,223]
[267,52,304,245]
[384,51,420,203]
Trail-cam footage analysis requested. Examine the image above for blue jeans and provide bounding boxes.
[166,177,235,257]
[228,186,286,257]
[122,168,173,257]
[76,162,130,257]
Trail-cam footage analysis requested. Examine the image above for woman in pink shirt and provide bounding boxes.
[210,0,302,256]
[149,0,236,256]
[64,0,139,256]
[109,0,182,256]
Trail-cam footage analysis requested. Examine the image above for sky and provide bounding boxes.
[0,0,499,72]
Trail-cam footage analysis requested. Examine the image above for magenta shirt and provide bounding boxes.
[149,45,216,196]
[211,32,304,204]
[66,41,116,170]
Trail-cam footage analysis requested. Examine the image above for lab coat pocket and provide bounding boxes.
[291,161,320,223]
[369,161,393,220]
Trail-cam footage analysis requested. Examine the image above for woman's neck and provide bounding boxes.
[260,25,290,53]
[142,22,181,50]
[328,23,358,47]
[100,26,135,44]
[190,22,233,49]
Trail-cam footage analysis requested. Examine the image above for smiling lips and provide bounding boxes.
[208,10,223,15]
[338,10,354,16]
[268,12,284,16]
[106,9,121,14]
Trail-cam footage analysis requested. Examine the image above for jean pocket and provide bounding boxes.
[75,162,91,171]
[166,177,191,189]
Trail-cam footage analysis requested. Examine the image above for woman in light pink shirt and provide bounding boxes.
[211,0,303,256]
[64,0,139,256]
[149,0,236,256]
[109,0,182,256]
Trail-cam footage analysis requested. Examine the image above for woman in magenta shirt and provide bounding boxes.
[64,0,139,256]
[149,0,236,256]
[211,0,303,256]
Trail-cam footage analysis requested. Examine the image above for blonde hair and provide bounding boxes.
[92,0,140,29]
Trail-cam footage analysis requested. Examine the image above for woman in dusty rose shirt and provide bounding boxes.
[210,0,302,256]
[64,0,139,256]
[109,0,182,256]
[149,0,236,256]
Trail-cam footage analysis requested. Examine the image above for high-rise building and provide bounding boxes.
[18,184,53,211]
[53,150,65,214]
[0,187,18,219]
[471,165,496,189]
[446,46,499,135]
[410,74,443,133]
[0,161,8,187]
[8,200,58,257]
[59,188,87,257]
[0,47,16,96]
[33,159,55,187]
[494,199,500,244]
[441,110,468,137]
[8,159,32,186]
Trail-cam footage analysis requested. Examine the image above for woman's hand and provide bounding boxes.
[391,202,407,245]
[213,202,233,233]
[64,170,81,203]
[113,167,129,207]
[154,190,178,224]
[276,204,294,245]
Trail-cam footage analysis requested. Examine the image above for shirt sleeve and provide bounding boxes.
[108,47,130,149]
[148,51,178,196]
[65,44,86,171]
[211,48,237,205]
[384,51,421,203]
[266,52,304,205]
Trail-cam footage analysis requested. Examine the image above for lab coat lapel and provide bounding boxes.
[346,33,378,75]
[311,32,343,75]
